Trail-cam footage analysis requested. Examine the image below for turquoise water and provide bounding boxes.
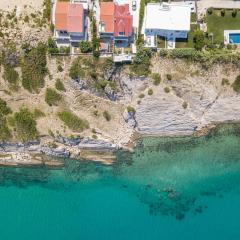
[1,125,240,239]
[229,33,240,44]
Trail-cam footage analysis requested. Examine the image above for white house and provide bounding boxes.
[143,3,191,48]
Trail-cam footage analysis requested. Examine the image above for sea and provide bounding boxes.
[0,124,240,240]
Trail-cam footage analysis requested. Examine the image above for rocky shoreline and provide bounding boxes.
[0,137,119,168]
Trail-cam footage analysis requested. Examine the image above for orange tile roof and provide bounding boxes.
[114,4,133,37]
[55,2,84,33]
[100,2,133,37]
[100,2,115,33]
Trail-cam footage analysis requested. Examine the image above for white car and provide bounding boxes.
[132,0,137,11]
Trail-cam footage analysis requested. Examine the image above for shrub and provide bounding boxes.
[79,41,92,53]
[166,74,172,81]
[164,87,170,93]
[139,93,145,98]
[232,75,240,92]
[45,88,62,106]
[232,9,237,18]
[148,89,153,95]
[58,111,89,132]
[55,79,66,91]
[0,114,11,141]
[103,110,111,121]
[57,65,63,72]
[193,30,205,50]
[0,98,12,116]
[21,43,47,92]
[131,47,152,76]
[221,9,225,17]
[3,65,19,85]
[152,73,161,85]
[222,78,230,86]
[13,108,38,141]
[182,101,188,109]
[33,109,45,119]
[207,8,213,15]
[48,37,59,54]
[127,106,136,114]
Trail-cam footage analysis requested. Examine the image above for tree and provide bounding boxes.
[79,41,92,53]
[193,30,205,50]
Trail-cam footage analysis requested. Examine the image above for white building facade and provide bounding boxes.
[143,3,191,48]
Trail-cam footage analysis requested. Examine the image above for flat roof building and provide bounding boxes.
[143,3,191,48]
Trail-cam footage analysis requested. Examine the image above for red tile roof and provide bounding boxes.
[100,2,115,33]
[114,4,133,37]
[55,2,84,33]
[100,3,133,37]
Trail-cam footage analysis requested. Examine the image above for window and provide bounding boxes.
[119,32,125,36]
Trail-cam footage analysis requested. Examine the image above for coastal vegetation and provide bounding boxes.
[232,75,240,92]
[58,111,89,132]
[12,108,38,142]
[69,56,115,93]
[21,43,47,92]
[55,79,66,92]
[45,88,62,106]
[131,47,152,76]
[103,110,111,121]
[0,98,12,141]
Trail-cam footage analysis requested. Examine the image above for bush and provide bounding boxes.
[48,37,59,54]
[222,78,230,86]
[193,30,205,50]
[164,87,170,93]
[221,9,225,17]
[58,111,89,132]
[57,65,63,72]
[131,47,152,76]
[0,115,11,141]
[232,9,237,18]
[152,73,161,85]
[55,79,66,91]
[103,110,111,121]
[232,75,240,92]
[33,109,45,119]
[166,74,172,81]
[139,93,145,98]
[45,88,62,106]
[0,98,12,116]
[207,8,213,15]
[79,41,92,53]
[182,101,188,109]
[148,89,153,95]
[21,43,47,92]
[127,106,136,114]
[13,108,38,141]
[3,65,19,85]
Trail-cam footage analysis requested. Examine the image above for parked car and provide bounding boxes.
[132,0,137,11]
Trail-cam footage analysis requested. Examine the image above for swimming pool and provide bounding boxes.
[229,33,240,44]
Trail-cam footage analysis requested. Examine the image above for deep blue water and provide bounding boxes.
[229,33,240,44]
[0,125,240,239]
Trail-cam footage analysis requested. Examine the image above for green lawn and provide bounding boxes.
[191,13,197,22]
[206,9,240,44]
[175,24,198,48]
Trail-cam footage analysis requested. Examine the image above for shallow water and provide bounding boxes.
[0,124,240,239]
